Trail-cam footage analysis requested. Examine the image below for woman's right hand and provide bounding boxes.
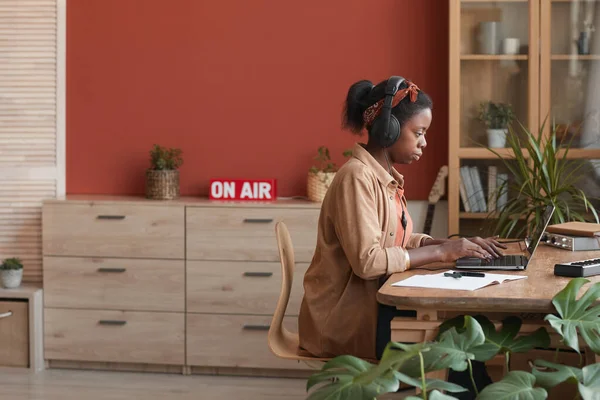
[437,238,493,263]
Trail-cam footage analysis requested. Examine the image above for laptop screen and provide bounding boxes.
[526,205,556,258]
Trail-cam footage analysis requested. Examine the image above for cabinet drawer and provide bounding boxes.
[186,314,309,370]
[44,309,184,365]
[187,260,308,315]
[44,257,184,312]
[42,203,184,259]
[186,207,318,262]
[0,301,28,368]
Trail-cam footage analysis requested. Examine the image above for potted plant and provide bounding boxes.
[304,278,599,400]
[307,146,352,203]
[0,257,23,289]
[487,119,599,238]
[478,101,515,148]
[145,144,183,200]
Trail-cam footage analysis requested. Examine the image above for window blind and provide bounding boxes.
[0,0,65,283]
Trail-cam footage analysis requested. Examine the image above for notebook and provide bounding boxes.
[391,270,527,291]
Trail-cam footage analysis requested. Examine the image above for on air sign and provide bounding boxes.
[209,179,277,201]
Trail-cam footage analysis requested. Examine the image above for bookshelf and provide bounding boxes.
[448,0,600,237]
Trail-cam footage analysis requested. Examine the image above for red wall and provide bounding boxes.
[67,0,448,199]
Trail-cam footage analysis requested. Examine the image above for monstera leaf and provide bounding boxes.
[360,342,429,381]
[436,315,550,364]
[472,316,551,363]
[426,315,486,372]
[545,278,600,354]
[477,371,547,400]
[531,359,583,389]
[306,355,398,400]
[579,363,600,400]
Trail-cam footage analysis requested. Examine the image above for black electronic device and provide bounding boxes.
[554,258,600,277]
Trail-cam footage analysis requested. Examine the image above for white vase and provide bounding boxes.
[487,128,508,148]
[1,269,22,289]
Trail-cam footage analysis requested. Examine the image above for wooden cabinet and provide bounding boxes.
[42,195,319,376]
[0,300,29,368]
[448,0,600,237]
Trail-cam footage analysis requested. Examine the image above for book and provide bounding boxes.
[546,222,600,237]
[487,166,497,212]
[460,166,479,212]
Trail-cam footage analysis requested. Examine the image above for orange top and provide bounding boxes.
[394,190,413,247]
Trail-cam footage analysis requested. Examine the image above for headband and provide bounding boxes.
[362,81,420,126]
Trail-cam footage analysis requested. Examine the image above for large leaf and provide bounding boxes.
[357,342,429,382]
[306,355,399,400]
[437,315,550,362]
[477,371,548,400]
[531,359,583,389]
[426,316,486,372]
[545,278,600,353]
[579,363,600,400]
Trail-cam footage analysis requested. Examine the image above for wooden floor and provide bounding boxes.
[0,367,416,399]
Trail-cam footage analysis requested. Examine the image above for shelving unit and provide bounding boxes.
[448,0,600,237]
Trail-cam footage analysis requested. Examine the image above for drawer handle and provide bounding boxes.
[97,215,126,220]
[242,324,270,331]
[97,268,127,273]
[243,218,273,224]
[0,311,12,319]
[98,320,127,326]
[243,272,273,277]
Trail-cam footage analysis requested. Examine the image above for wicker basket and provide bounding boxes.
[145,170,180,200]
[307,171,336,203]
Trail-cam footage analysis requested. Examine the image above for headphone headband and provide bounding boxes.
[362,76,421,148]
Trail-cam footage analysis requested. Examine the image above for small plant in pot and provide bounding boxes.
[146,144,183,200]
[307,146,352,203]
[0,257,23,289]
[478,101,515,148]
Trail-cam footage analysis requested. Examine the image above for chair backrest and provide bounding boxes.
[268,221,296,354]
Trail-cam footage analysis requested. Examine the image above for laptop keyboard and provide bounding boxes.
[482,255,521,266]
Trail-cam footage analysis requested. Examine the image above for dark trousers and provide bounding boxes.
[376,303,492,399]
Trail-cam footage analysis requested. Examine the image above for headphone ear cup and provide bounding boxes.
[372,114,400,148]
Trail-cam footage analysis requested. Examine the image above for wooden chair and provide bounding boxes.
[268,221,330,369]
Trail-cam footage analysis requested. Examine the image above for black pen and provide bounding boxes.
[444,271,486,279]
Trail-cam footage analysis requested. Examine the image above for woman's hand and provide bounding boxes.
[466,236,508,258]
[437,238,494,263]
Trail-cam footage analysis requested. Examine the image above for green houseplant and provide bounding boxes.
[478,101,515,148]
[304,278,600,400]
[486,119,599,238]
[0,257,23,288]
[145,144,183,200]
[307,146,352,203]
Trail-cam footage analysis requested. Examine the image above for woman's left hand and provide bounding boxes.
[467,236,508,258]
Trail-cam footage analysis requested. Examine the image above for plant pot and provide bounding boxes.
[487,128,508,148]
[307,171,336,203]
[145,170,180,200]
[1,269,22,289]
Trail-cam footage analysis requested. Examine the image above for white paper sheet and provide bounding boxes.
[391,271,527,291]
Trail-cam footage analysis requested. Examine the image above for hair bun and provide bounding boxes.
[342,80,374,134]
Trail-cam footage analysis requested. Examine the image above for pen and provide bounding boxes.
[444,272,486,279]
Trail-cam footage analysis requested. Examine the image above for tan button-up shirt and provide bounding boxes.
[298,143,431,360]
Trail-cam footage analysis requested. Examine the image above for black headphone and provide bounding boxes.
[369,76,406,148]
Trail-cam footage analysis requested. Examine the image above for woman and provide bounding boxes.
[298,76,506,396]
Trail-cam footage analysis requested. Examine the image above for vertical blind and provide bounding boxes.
[0,0,64,283]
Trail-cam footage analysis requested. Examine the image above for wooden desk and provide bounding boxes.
[378,243,600,313]
[377,244,600,375]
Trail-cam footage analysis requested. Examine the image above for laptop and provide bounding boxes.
[455,205,555,271]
